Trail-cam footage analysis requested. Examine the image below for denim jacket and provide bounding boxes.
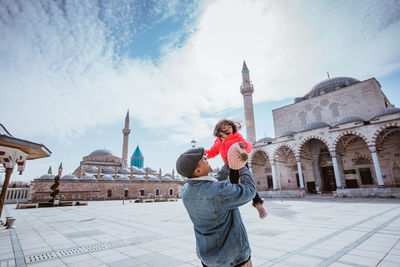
[182,165,256,267]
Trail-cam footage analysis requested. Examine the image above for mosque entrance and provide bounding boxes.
[321,166,336,192]
[299,138,333,193]
[359,167,373,185]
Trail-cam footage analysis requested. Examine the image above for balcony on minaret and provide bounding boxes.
[240,83,254,95]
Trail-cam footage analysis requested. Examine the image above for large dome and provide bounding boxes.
[299,77,359,101]
[89,149,115,157]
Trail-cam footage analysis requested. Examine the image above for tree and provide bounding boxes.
[49,175,60,202]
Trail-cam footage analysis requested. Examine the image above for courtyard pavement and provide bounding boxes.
[0,197,399,267]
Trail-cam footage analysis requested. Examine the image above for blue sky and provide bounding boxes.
[1,0,400,181]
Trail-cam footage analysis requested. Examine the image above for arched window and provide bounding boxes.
[314,107,322,122]
[299,112,307,127]
[330,103,339,117]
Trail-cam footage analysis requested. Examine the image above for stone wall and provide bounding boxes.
[336,188,400,198]
[272,78,386,137]
[31,180,183,202]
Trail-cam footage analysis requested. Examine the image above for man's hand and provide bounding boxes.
[238,142,246,149]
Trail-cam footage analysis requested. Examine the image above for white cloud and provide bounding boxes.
[1,0,400,147]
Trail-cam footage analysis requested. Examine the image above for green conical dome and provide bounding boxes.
[131,146,144,168]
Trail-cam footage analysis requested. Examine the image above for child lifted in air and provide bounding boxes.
[206,119,267,219]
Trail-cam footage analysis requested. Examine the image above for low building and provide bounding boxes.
[30,112,184,202]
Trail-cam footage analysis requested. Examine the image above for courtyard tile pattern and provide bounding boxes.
[0,198,399,266]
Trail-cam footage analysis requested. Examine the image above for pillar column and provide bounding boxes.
[0,168,13,220]
[330,152,342,189]
[270,159,278,190]
[336,153,346,187]
[296,156,304,189]
[369,147,384,186]
[311,155,322,192]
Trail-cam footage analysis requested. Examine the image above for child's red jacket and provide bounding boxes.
[206,132,253,165]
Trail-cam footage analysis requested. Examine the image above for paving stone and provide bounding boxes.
[1,198,399,266]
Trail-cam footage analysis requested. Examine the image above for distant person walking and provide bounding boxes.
[176,147,256,267]
[206,119,267,218]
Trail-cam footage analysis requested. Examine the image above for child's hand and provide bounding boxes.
[238,142,246,149]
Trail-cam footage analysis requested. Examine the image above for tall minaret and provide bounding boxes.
[240,61,256,143]
[122,110,131,167]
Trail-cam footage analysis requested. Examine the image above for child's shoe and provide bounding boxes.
[254,203,268,219]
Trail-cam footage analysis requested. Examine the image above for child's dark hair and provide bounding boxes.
[213,119,241,137]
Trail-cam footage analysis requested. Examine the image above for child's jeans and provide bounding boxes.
[229,164,263,205]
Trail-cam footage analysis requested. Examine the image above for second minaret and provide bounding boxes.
[122,110,131,167]
[240,61,256,143]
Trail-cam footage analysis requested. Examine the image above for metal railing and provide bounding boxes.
[5,188,30,204]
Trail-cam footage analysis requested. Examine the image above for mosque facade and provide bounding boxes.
[31,111,184,202]
[242,63,400,197]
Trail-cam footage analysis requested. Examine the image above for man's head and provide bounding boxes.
[176,147,212,178]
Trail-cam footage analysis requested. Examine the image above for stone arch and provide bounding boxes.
[272,144,296,159]
[249,147,270,164]
[296,135,331,156]
[371,122,400,146]
[352,154,372,165]
[332,130,370,151]
[250,148,272,190]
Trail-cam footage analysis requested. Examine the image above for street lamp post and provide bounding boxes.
[123,187,128,205]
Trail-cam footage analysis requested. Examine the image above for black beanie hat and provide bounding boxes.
[176,147,205,178]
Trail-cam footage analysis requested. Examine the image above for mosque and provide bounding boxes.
[240,62,400,197]
[31,112,184,202]
[30,62,400,201]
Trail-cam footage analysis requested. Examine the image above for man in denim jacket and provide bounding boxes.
[176,147,256,267]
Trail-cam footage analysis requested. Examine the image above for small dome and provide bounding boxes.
[163,173,172,177]
[303,121,331,131]
[37,174,55,180]
[130,166,139,171]
[85,166,98,173]
[161,176,173,182]
[372,107,400,120]
[116,175,130,181]
[143,167,156,173]
[134,169,146,175]
[118,168,130,174]
[133,175,146,181]
[99,175,114,181]
[82,174,96,180]
[148,175,160,182]
[62,174,78,180]
[102,167,115,173]
[89,149,115,157]
[174,175,185,182]
[256,137,275,143]
[335,116,365,126]
[280,130,295,137]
